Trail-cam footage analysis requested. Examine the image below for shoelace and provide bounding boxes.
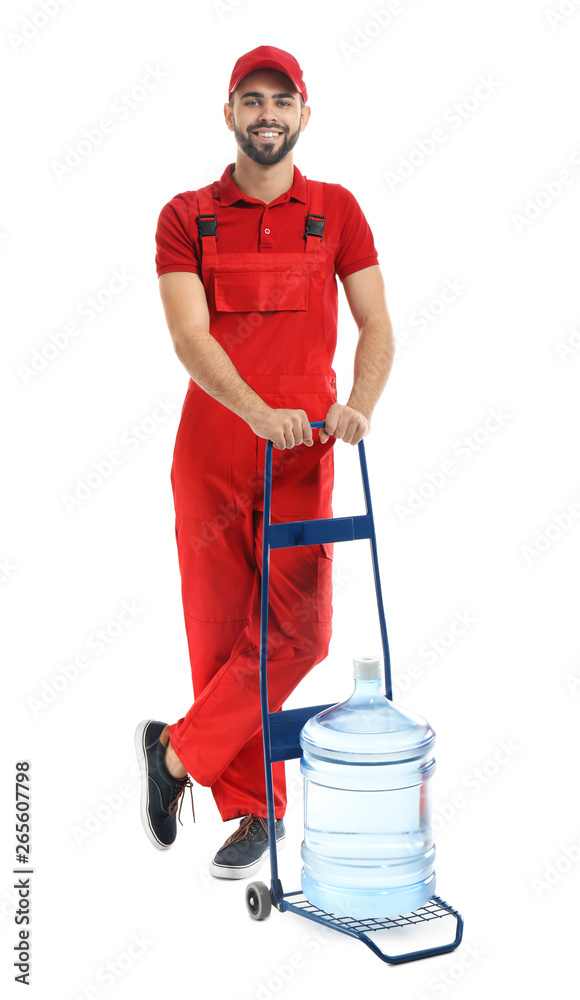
[221,813,268,848]
[168,776,195,825]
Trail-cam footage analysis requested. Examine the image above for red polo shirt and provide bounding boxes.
[155,162,379,366]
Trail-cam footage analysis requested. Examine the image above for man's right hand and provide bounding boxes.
[247,407,314,450]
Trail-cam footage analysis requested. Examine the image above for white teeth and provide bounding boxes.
[256,131,280,137]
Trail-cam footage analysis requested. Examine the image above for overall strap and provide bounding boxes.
[194,176,325,257]
[304,178,325,253]
[194,182,219,258]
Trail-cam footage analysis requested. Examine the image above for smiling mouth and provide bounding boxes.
[252,130,284,140]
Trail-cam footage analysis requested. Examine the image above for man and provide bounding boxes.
[135,45,395,879]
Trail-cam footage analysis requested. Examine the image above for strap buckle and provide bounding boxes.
[305,213,325,240]
[197,214,217,239]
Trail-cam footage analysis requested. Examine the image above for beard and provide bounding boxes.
[232,115,301,166]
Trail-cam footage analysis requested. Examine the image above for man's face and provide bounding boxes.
[225,69,309,166]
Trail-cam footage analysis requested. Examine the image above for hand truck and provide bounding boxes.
[244,421,464,965]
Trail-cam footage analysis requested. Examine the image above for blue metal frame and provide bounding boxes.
[256,422,463,964]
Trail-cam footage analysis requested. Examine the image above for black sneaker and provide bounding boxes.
[134,719,195,850]
[210,814,285,879]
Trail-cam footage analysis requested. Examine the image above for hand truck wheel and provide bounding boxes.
[246,881,272,920]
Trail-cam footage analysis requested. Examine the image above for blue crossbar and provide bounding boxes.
[268,703,335,762]
[269,514,373,549]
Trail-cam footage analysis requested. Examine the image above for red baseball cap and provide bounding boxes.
[228,45,308,104]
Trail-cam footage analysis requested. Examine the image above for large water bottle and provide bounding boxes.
[300,655,436,918]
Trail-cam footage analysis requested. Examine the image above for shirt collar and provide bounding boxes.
[219,162,307,207]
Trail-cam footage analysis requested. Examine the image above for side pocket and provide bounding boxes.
[316,542,333,623]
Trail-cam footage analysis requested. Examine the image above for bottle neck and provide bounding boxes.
[351,676,383,700]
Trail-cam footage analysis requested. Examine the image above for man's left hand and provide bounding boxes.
[319,403,370,445]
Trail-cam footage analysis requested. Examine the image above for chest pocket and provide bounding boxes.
[214,269,309,312]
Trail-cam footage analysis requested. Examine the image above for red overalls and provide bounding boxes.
[167,177,337,821]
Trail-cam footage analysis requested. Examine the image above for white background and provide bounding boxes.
[2,0,579,997]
